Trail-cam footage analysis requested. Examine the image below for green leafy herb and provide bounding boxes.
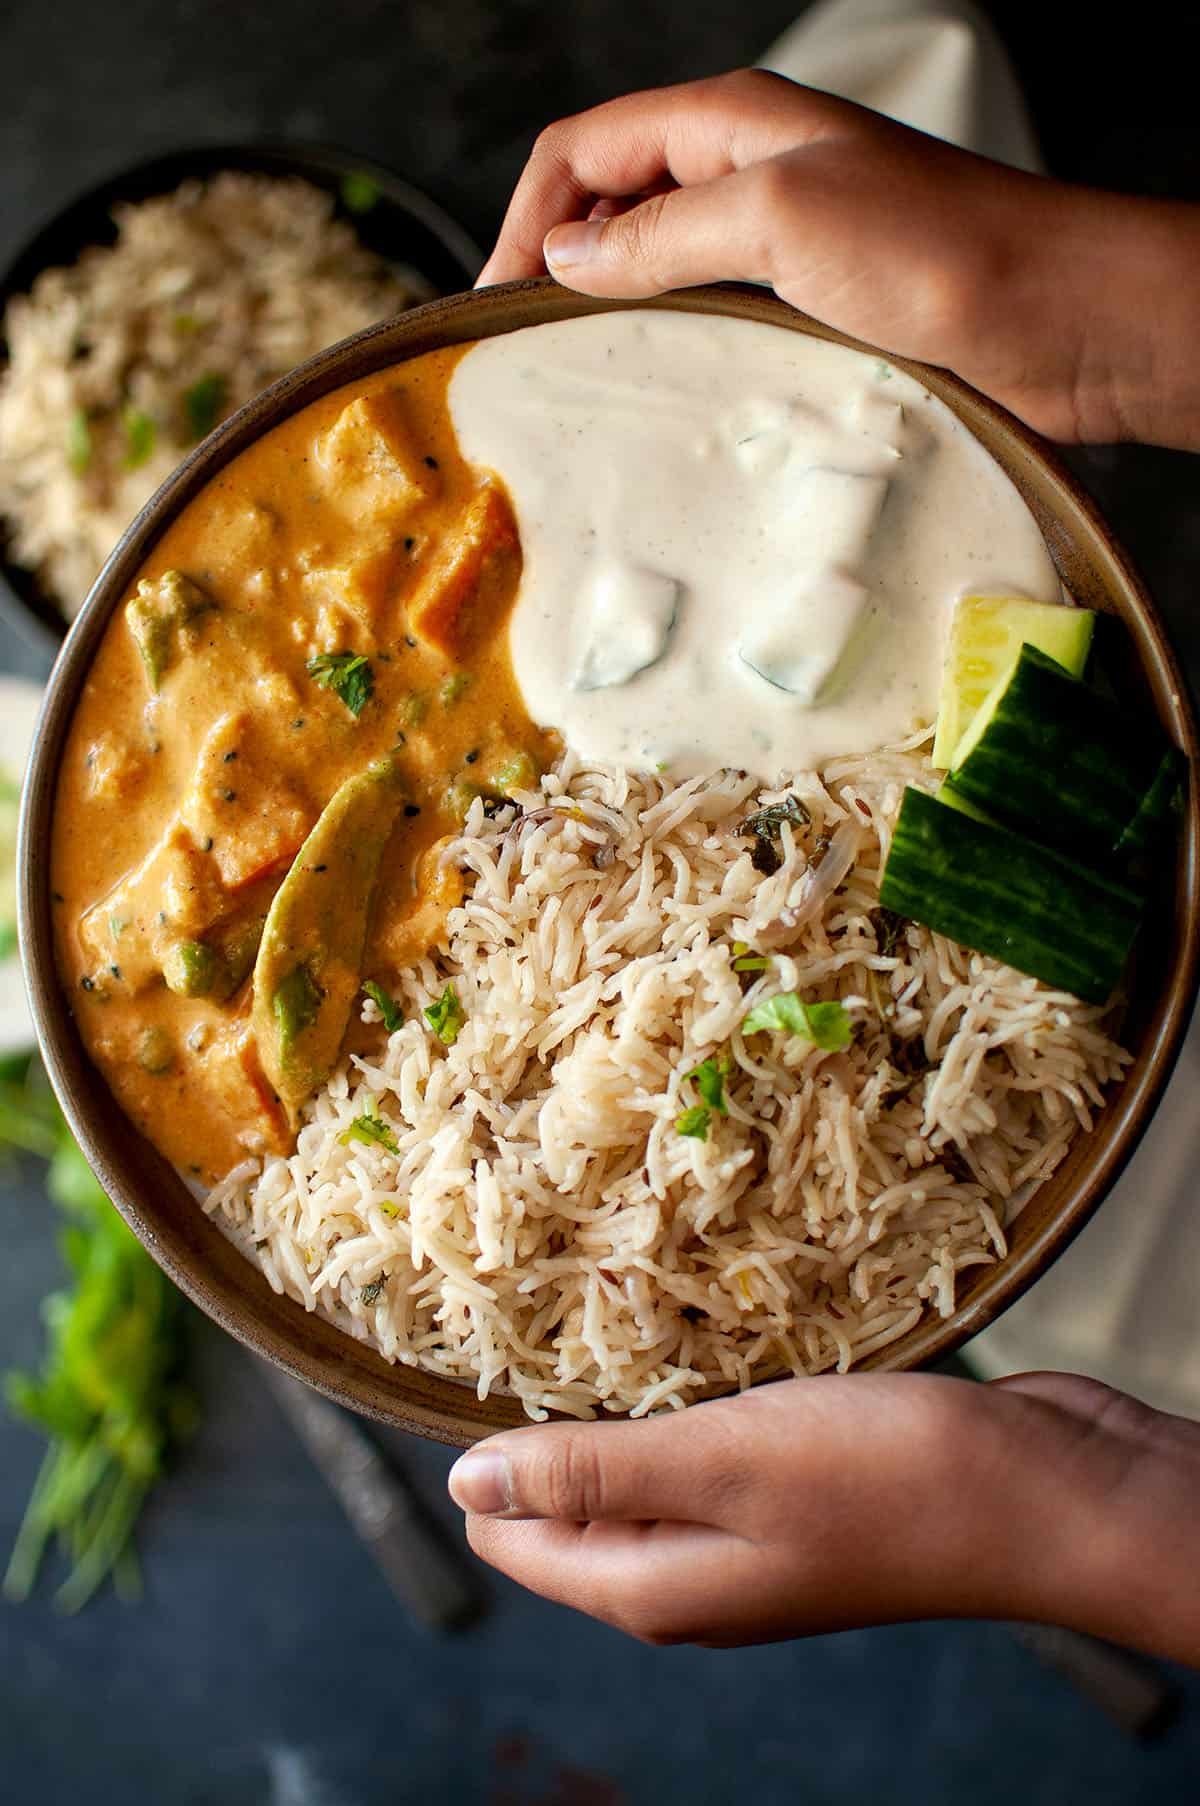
[121,406,156,469]
[362,980,403,1033]
[0,1056,195,1613]
[424,983,465,1046]
[0,923,15,961]
[675,1104,710,1140]
[338,1100,399,1155]
[340,171,382,214]
[688,1050,732,1116]
[306,651,374,717]
[183,372,227,443]
[66,408,92,475]
[359,1277,386,1306]
[731,940,768,973]
[741,994,853,1050]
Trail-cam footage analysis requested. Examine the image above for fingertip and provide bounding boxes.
[544,219,603,272]
[448,1446,512,1515]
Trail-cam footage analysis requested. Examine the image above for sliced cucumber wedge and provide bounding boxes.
[1115,746,1186,857]
[934,778,995,825]
[948,644,1158,857]
[932,594,1094,769]
[879,786,1142,1004]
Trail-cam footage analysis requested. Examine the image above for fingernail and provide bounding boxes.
[544,220,603,270]
[448,1448,512,1515]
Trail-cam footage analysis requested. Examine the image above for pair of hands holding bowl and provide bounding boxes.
[448,71,1200,1666]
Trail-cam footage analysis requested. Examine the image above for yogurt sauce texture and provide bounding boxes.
[450,310,1061,777]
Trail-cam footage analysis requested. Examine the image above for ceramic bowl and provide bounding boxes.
[19,279,1200,1444]
[0,141,481,656]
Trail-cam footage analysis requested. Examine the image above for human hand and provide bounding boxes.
[449,1369,1200,1661]
[479,70,1200,450]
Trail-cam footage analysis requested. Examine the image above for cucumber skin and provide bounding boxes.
[1116,746,1186,856]
[880,787,1142,1005]
[949,645,1158,856]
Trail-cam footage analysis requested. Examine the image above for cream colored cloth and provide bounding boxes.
[761,0,1042,172]
[761,1,1200,1417]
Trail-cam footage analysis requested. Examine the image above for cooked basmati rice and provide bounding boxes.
[0,172,427,615]
[208,739,1130,1420]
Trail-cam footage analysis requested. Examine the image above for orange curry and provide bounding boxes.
[52,346,553,1184]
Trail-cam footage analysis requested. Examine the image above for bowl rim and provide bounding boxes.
[0,137,484,658]
[18,278,1200,1443]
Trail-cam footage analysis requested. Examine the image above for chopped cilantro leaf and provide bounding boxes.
[340,170,382,214]
[424,983,465,1046]
[675,1104,710,1140]
[306,651,374,717]
[359,1277,387,1305]
[741,994,852,1050]
[183,372,227,442]
[688,1051,731,1115]
[0,922,15,961]
[731,940,768,973]
[121,406,156,469]
[363,980,403,1033]
[66,408,92,474]
[339,1101,399,1155]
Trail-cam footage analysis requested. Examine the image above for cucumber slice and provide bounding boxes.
[932,595,1095,768]
[880,786,1141,1004]
[934,778,995,824]
[948,644,1158,857]
[1116,746,1186,856]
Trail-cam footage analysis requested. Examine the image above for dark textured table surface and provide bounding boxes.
[3,5,1200,1801]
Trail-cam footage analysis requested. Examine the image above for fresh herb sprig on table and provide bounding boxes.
[0,1055,194,1613]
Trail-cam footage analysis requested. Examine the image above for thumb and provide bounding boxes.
[447,1402,739,1523]
[542,164,775,298]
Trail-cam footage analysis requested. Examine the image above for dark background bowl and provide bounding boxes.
[20,278,1200,1446]
[0,141,482,655]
